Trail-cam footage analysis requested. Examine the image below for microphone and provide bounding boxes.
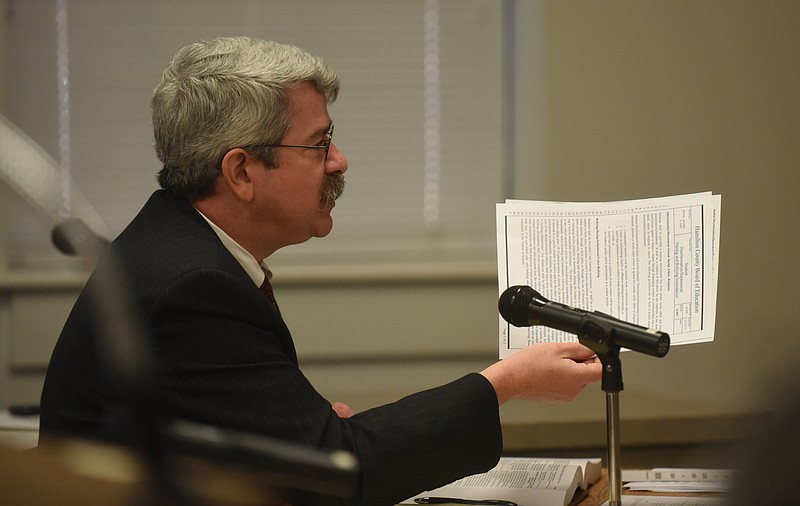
[499,285,669,358]
[51,217,110,256]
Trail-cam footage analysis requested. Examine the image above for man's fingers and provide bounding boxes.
[559,341,598,361]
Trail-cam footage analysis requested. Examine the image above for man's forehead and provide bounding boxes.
[285,83,332,135]
[286,81,327,107]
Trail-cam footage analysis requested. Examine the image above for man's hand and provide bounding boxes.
[480,342,602,405]
[331,401,354,418]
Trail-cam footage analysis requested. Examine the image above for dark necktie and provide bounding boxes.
[259,278,280,312]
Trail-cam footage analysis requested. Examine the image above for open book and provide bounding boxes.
[496,192,721,358]
[402,457,602,506]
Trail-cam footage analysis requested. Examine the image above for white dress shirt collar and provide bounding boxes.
[194,208,271,287]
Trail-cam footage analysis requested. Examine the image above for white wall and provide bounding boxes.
[536,0,800,418]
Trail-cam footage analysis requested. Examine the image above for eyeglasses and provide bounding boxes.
[248,124,334,161]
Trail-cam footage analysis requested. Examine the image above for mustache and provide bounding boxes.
[320,173,345,208]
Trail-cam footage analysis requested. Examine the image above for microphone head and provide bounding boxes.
[498,285,545,327]
[51,217,109,256]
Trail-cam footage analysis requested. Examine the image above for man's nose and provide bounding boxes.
[326,143,348,173]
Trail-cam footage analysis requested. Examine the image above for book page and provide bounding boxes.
[496,193,721,358]
[402,458,593,506]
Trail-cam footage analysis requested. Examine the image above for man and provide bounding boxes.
[40,37,601,505]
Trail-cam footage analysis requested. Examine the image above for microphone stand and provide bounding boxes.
[575,326,625,506]
[596,349,623,506]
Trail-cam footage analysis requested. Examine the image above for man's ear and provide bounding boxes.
[220,148,256,202]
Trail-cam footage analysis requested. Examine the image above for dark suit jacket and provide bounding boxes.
[40,190,502,505]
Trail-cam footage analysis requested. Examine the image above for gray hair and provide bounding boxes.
[152,37,340,200]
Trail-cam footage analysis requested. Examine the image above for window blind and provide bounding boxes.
[3,0,505,273]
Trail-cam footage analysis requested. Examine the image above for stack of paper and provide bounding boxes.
[601,497,726,505]
[622,468,733,494]
[496,192,721,358]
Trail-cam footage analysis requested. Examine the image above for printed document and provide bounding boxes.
[497,192,721,358]
[622,468,734,493]
[601,497,725,505]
